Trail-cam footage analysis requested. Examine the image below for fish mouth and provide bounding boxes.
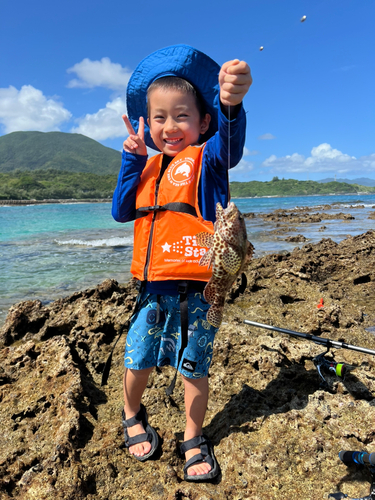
[224,201,239,216]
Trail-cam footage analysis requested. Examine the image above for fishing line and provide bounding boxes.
[228,103,230,172]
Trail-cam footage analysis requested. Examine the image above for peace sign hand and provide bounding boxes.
[122,115,147,156]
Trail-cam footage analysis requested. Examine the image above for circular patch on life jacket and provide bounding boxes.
[167,157,195,187]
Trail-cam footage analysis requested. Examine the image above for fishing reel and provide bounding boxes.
[329,451,375,500]
[312,349,356,391]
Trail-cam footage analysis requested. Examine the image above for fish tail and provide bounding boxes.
[207,305,223,328]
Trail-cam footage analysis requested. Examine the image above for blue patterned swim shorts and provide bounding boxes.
[124,290,218,378]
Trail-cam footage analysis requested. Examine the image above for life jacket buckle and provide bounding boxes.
[138,205,165,212]
[177,281,189,295]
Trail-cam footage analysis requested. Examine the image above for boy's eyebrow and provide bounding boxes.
[151,104,191,112]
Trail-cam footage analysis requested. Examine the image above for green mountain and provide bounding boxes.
[229,177,375,198]
[0,169,117,201]
[0,131,122,174]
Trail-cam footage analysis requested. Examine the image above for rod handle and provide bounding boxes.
[339,450,375,466]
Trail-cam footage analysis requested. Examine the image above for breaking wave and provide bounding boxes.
[54,236,133,248]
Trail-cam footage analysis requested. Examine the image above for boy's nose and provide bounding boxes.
[164,118,178,132]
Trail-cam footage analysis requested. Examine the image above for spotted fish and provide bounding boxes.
[196,202,254,328]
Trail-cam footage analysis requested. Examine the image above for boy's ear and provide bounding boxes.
[200,113,211,134]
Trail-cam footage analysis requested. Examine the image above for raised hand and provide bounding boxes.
[122,115,147,156]
[219,59,252,107]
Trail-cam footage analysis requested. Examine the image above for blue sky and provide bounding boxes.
[1,0,374,182]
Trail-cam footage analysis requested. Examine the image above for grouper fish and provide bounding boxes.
[196,202,254,328]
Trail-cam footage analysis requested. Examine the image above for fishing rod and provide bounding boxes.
[328,451,375,499]
[243,320,375,389]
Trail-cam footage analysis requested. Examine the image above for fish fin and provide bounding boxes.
[207,305,223,328]
[199,249,213,268]
[203,281,216,304]
[196,232,214,248]
[215,202,224,223]
[246,241,255,261]
[222,246,242,274]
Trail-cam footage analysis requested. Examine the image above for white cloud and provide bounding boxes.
[70,96,126,140]
[244,147,259,156]
[261,143,375,175]
[0,85,71,134]
[258,133,276,140]
[67,58,131,90]
[229,158,255,181]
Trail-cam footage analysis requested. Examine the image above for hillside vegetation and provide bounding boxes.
[0,131,121,174]
[229,176,375,198]
[1,171,374,201]
[1,130,374,201]
[0,169,117,200]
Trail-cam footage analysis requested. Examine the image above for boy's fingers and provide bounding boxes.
[222,73,251,85]
[221,59,240,73]
[227,60,250,75]
[138,116,145,141]
[122,115,136,136]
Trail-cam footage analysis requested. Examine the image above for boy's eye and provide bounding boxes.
[178,113,188,118]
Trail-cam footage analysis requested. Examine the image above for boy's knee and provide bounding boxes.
[181,374,208,386]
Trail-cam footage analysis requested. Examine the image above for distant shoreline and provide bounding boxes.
[0,198,112,206]
[0,192,373,207]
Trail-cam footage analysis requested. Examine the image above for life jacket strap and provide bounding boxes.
[135,202,197,219]
[166,281,190,396]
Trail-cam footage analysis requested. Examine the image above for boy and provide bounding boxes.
[112,44,252,482]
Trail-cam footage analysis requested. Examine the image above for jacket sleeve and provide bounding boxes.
[208,103,247,170]
[111,151,148,223]
[198,104,247,223]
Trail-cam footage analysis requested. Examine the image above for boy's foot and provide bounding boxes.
[180,434,220,482]
[126,419,152,458]
[185,445,212,476]
[122,405,159,461]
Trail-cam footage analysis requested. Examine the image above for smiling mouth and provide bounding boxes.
[164,138,182,145]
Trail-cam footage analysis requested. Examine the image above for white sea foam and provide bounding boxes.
[54,236,133,247]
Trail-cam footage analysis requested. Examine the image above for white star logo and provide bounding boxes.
[162,242,171,253]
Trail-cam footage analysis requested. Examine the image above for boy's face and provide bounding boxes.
[147,88,211,157]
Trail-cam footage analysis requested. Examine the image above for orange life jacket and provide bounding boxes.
[131,145,214,282]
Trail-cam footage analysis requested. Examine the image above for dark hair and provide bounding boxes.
[146,76,207,119]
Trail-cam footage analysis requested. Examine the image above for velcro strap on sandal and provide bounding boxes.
[180,435,207,454]
[122,406,145,428]
[183,452,214,473]
[125,432,152,447]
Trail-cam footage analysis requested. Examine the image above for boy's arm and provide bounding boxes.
[205,59,252,169]
[112,114,148,222]
[208,102,247,169]
[111,151,147,222]
[198,59,252,222]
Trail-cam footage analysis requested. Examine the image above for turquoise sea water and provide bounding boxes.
[1,194,375,325]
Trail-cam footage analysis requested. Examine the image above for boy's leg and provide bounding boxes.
[123,366,154,458]
[182,375,212,476]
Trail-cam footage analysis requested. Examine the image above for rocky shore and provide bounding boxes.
[1,228,375,499]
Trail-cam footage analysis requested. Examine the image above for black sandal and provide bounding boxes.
[180,434,220,482]
[122,404,159,462]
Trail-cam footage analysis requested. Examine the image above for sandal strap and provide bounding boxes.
[122,405,145,428]
[180,435,207,454]
[125,431,152,447]
[183,452,214,473]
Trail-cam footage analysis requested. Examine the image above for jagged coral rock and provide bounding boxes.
[1,233,375,499]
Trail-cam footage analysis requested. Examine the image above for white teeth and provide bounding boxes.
[165,139,181,144]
